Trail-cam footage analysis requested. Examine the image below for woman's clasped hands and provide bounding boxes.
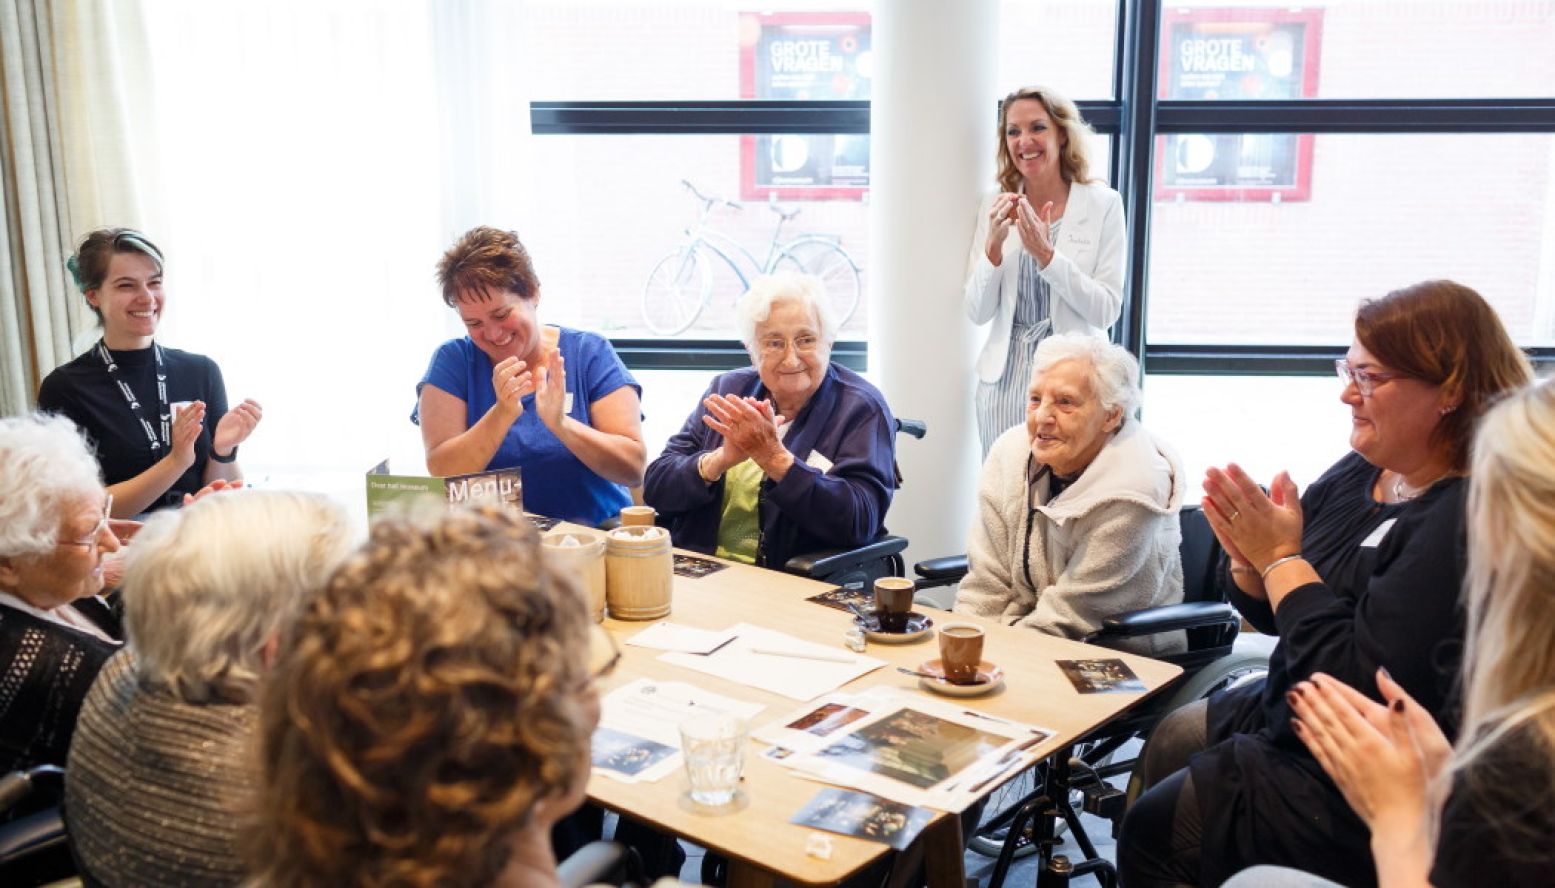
[700,394,790,479]
[1201,463,1304,587]
[985,193,1059,268]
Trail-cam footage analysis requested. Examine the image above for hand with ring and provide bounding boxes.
[1201,463,1304,577]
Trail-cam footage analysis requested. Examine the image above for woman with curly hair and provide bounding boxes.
[247,505,609,887]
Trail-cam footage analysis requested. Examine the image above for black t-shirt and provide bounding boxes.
[1432,725,1555,887]
[37,343,228,512]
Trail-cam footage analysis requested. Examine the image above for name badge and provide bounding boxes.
[805,450,834,474]
[1360,518,1397,549]
[564,392,574,414]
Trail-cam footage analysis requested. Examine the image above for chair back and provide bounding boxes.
[1178,505,1223,606]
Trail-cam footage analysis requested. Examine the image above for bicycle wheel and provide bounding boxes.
[774,240,861,327]
[642,246,711,336]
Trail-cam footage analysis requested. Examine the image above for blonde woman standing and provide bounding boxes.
[965,86,1126,454]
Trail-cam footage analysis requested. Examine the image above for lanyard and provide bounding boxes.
[95,340,169,453]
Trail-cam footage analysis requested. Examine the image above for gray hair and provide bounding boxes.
[1031,333,1142,418]
[734,271,839,357]
[122,490,355,705]
[0,414,104,560]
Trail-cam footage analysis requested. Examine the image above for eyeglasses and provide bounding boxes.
[582,623,621,689]
[1335,360,1407,398]
[57,494,113,549]
[759,334,821,356]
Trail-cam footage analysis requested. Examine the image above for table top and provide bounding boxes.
[587,553,1182,887]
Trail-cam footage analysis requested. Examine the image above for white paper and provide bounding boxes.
[770,689,1054,812]
[593,679,767,784]
[625,622,738,655]
[660,623,886,701]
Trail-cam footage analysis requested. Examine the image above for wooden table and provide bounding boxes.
[587,555,1181,888]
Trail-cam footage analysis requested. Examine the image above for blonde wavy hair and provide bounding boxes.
[1458,378,1555,779]
[247,505,594,888]
[995,85,1100,194]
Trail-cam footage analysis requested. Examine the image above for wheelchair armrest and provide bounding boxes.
[785,535,908,578]
[913,555,969,583]
[0,807,66,865]
[558,840,643,888]
[895,418,927,440]
[1086,601,1239,640]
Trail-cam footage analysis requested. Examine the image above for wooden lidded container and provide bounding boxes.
[541,528,607,622]
[605,525,673,620]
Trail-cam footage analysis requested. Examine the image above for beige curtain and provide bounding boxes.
[0,0,151,416]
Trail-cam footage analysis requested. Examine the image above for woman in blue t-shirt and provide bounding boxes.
[413,227,645,526]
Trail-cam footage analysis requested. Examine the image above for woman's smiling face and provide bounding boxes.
[457,287,542,365]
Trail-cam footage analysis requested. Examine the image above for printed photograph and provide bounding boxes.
[806,585,874,613]
[817,708,1007,788]
[790,788,935,850]
[1056,658,1147,694]
[673,552,729,578]
[591,726,677,777]
[786,702,872,737]
[763,745,795,761]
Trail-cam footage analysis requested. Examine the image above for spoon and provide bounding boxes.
[896,666,942,680]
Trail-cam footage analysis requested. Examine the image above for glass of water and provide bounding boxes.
[678,712,748,807]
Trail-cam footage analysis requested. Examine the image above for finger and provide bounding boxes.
[1201,469,1245,522]
[702,417,735,438]
[1040,201,1055,225]
[1271,471,1299,510]
[1199,496,1239,550]
[1222,463,1273,507]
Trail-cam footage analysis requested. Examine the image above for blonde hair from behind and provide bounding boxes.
[248,504,594,888]
[122,490,354,705]
[995,85,1099,194]
[1459,377,1555,771]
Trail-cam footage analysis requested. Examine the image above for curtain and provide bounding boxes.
[0,0,152,415]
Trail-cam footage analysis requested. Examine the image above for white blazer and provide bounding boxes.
[963,180,1127,383]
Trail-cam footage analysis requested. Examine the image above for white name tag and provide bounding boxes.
[564,392,574,414]
[1360,518,1397,549]
[805,450,834,474]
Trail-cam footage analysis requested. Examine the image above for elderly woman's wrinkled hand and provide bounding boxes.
[702,394,792,477]
[1202,464,1303,573]
[181,478,244,507]
[1288,671,1447,839]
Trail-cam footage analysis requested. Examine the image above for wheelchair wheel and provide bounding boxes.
[966,744,1115,859]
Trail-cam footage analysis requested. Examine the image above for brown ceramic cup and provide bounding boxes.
[938,622,986,685]
[872,577,915,633]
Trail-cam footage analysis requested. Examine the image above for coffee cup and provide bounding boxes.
[872,577,915,633]
[620,505,657,527]
[938,622,986,685]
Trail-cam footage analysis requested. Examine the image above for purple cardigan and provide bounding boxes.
[644,364,896,570]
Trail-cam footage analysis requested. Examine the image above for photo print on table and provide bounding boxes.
[790,787,936,850]
[816,708,1007,789]
[1056,658,1147,694]
[805,585,874,614]
[785,702,873,737]
[591,726,678,778]
[673,552,728,578]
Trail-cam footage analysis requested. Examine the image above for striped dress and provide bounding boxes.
[975,220,1060,456]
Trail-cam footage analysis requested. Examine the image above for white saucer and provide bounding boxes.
[853,612,934,644]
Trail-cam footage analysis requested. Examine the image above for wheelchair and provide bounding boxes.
[912,504,1269,887]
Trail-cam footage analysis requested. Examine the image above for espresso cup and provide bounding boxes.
[938,622,986,685]
[620,505,657,527]
[873,577,915,633]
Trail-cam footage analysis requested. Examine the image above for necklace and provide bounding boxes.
[1392,471,1442,502]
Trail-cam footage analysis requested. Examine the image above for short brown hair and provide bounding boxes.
[1356,280,1532,473]
[68,228,165,320]
[995,86,1099,195]
[247,505,593,888]
[436,226,540,307]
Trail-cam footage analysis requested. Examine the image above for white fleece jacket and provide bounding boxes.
[953,419,1187,657]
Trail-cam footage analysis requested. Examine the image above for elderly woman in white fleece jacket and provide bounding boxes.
[953,333,1185,657]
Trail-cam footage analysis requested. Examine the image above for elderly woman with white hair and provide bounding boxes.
[0,414,123,773]
[63,490,355,886]
[644,272,897,569]
[953,333,1185,656]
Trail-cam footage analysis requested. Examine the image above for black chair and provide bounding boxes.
[782,418,926,588]
[558,840,646,888]
[912,505,1268,887]
[0,765,74,886]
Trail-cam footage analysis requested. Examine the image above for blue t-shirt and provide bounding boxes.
[414,328,639,526]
